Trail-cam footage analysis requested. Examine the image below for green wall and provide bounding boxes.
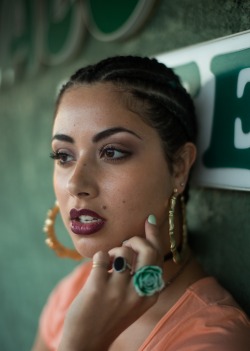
[1,1,250,350]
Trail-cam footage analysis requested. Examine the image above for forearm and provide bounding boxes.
[58,330,111,351]
[57,309,114,351]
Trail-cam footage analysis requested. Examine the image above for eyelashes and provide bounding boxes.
[50,151,73,165]
[50,145,132,165]
[98,145,132,161]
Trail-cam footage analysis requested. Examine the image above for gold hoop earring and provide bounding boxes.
[43,202,82,260]
[168,189,187,264]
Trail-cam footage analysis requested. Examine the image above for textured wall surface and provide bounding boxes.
[0,1,250,350]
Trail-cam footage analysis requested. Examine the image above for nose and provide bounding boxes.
[67,160,99,199]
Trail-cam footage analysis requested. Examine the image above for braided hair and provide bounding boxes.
[55,56,197,201]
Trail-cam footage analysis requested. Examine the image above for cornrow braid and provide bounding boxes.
[55,56,197,201]
[57,56,196,140]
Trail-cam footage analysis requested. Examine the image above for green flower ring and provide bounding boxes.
[133,265,165,297]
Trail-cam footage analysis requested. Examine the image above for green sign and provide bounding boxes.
[85,0,157,41]
[157,31,250,190]
[204,49,250,170]
[0,0,157,86]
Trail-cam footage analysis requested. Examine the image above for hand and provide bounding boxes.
[58,215,164,351]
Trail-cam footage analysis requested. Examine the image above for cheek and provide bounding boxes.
[53,173,71,225]
[53,170,66,199]
[112,173,170,219]
[53,178,61,201]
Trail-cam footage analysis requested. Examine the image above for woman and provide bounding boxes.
[32,56,250,351]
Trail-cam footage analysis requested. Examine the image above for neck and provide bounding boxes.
[160,249,207,302]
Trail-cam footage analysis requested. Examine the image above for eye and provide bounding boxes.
[50,151,74,165]
[99,145,131,161]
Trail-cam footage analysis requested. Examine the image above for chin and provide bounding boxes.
[74,242,109,259]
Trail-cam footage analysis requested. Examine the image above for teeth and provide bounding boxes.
[79,215,100,223]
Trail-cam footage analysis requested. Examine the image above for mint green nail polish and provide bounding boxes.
[148,214,157,225]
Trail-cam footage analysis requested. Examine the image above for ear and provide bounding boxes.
[172,142,197,194]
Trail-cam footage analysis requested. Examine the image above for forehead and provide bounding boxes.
[54,83,148,132]
[57,83,126,115]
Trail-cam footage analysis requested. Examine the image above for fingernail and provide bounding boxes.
[148,214,157,225]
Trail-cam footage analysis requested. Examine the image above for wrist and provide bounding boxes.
[58,340,110,351]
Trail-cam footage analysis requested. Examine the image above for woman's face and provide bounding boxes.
[52,83,177,258]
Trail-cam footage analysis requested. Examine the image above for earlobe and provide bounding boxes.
[173,142,197,191]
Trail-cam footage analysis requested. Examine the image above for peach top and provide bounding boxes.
[40,261,250,351]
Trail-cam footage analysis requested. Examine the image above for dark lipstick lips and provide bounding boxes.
[70,208,105,220]
[69,208,106,235]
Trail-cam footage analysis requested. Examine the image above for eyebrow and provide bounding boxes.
[52,127,142,144]
[52,134,74,143]
[92,127,142,143]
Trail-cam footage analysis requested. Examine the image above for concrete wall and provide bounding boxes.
[0,1,250,350]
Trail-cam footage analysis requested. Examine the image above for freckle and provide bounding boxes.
[122,200,126,204]
[102,205,107,210]
[83,163,87,166]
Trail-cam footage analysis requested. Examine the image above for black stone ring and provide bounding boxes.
[113,256,132,273]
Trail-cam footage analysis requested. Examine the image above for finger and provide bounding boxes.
[109,246,135,270]
[122,241,161,271]
[144,214,164,257]
[108,247,136,284]
[123,214,165,270]
[89,251,111,283]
